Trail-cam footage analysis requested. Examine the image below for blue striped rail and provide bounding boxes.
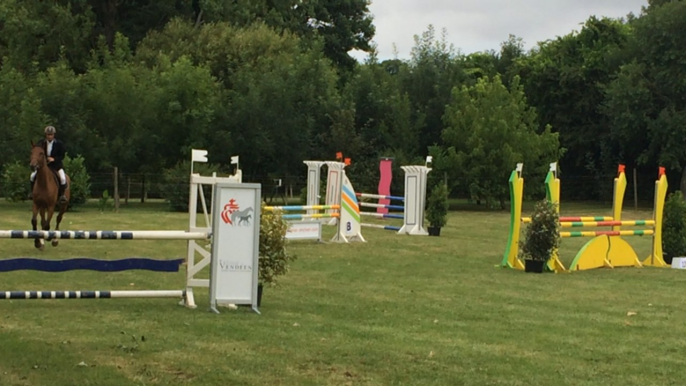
[356,193,404,201]
[360,212,404,219]
[359,203,404,210]
[360,223,401,231]
[0,230,209,240]
[0,290,186,300]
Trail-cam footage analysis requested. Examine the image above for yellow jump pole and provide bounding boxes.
[612,165,627,232]
[544,162,566,273]
[644,167,668,267]
[501,163,525,270]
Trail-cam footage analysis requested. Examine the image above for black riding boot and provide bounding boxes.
[58,183,67,204]
[28,180,35,199]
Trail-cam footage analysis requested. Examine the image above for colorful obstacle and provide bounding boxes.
[264,204,341,241]
[356,193,404,231]
[304,160,431,237]
[501,162,668,272]
[0,150,263,313]
[355,191,411,233]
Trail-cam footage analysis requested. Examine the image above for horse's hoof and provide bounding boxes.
[34,239,41,249]
[52,239,59,247]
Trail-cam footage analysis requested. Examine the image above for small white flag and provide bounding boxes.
[426,156,433,164]
[191,149,208,163]
[231,156,239,165]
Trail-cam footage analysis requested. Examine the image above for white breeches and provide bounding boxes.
[31,169,66,185]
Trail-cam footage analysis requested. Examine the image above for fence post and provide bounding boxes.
[114,167,120,212]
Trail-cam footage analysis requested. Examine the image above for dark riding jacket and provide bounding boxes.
[37,138,66,171]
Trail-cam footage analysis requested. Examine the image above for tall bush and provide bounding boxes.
[663,192,686,263]
[63,154,91,206]
[1,161,30,202]
[520,199,560,262]
[258,202,297,286]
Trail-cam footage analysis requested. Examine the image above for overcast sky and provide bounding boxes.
[351,0,649,61]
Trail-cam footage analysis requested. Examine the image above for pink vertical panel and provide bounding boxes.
[378,158,393,214]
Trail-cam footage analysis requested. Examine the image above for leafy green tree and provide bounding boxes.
[0,64,47,172]
[196,0,375,72]
[516,17,632,198]
[0,0,95,73]
[400,25,467,155]
[604,1,686,194]
[438,75,562,208]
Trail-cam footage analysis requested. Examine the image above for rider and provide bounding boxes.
[29,125,68,204]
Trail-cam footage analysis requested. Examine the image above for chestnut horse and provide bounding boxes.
[29,141,71,250]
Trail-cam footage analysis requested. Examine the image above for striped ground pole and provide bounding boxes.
[522,216,614,224]
[359,203,405,211]
[356,193,405,201]
[360,223,401,232]
[264,205,340,211]
[359,212,404,219]
[559,216,614,222]
[0,230,209,240]
[282,213,339,220]
[0,290,186,300]
[561,230,654,237]
[561,220,654,227]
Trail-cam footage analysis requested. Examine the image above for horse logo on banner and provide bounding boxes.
[220,199,253,226]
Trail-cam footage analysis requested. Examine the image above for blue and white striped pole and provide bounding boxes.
[360,223,401,232]
[0,290,186,300]
[0,230,210,240]
[359,202,405,211]
[356,193,405,201]
[359,212,404,219]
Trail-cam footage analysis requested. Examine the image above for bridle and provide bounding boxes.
[30,146,46,172]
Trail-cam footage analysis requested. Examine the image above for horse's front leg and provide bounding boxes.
[36,206,47,250]
[46,205,58,247]
[31,203,42,250]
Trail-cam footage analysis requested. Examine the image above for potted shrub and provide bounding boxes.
[662,192,686,265]
[519,199,560,273]
[426,183,449,236]
[256,202,297,306]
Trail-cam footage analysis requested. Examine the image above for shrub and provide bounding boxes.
[1,161,30,202]
[520,199,560,262]
[258,202,297,286]
[98,189,113,212]
[426,183,449,228]
[663,191,686,263]
[63,154,91,206]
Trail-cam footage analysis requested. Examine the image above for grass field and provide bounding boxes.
[1,198,685,386]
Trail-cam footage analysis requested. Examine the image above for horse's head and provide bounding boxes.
[29,141,46,172]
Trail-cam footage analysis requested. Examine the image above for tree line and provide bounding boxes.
[1,0,684,207]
